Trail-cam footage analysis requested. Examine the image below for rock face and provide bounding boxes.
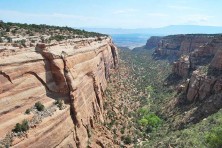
[170,35,222,103]
[172,55,190,77]
[145,36,162,49]
[154,34,215,58]
[160,34,222,125]
[0,37,119,147]
[171,35,222,77]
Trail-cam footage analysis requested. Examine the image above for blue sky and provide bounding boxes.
[0,0,221,28]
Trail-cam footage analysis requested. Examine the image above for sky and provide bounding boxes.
[0,0,222,29]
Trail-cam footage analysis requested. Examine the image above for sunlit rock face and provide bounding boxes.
[154,34,215,58]
[169,35,222,103]
[0,37,119,147]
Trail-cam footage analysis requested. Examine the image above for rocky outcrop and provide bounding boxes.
[172,55,190,77]
[171,36,222,77]
[154,34,215,58]
[145,36,162,49]
[163,35,222,125]
[0,37,119,147]
[171,35,222,103]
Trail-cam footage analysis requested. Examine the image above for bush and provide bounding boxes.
[205,126,222,148]
[122,135,132,144]
[13,120,29,133]
[35,101,45,111]
[120,127,125,134]
[138,110,162,132]
[25,108,31,114]
[54,99,63,110]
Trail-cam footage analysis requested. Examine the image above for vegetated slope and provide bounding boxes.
[111,46,222,148]
[141,34,222,148]
[102,46,178,146]
[0,21,106,44]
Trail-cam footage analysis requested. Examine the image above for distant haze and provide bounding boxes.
[83,25,222,49]
[83,25,222,35]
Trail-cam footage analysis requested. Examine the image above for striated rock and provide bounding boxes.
[145,36,163,49]
[0,37,119,147]
[172,35,222,78]
[154,34,215,58]
[186,70,217,102]
[210,49,222,70]
[172,55,190,77]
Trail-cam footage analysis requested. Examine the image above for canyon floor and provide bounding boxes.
[105,46,222,148]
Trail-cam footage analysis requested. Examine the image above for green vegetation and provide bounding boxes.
[35,101,45,111]
[25,108,31,114]
[54,99,63,110]
[12,120,29,133]
[205,126,222,148]
[0,22,106,40]
[117,47,222,147]
[121,135,132,144]
[138,113,162,129]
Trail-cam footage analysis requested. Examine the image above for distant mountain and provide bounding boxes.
[82,25,222,35]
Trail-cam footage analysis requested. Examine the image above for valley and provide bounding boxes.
[1,21,222,148]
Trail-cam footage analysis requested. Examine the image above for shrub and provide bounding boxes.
[25,108,31,114]
[120,127,125,134]
[143,113,162,128]
[122,135,132,144]
[55,99,63,110]
[13,123,22,133]
[13,120,29,133]
[205,126,222,148]
[35,101,45,111]
[138,118,149,126]
[138,111,162,133]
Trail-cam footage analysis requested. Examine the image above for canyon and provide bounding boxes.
[146,34,222,124]
[1,21,222,148]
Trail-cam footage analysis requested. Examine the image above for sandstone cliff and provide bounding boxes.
[154,34,215,58]
[0,37,119,147]
[145,36,162,49]
[164,35,222,124]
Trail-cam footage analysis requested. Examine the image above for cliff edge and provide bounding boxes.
[0,37,119,148]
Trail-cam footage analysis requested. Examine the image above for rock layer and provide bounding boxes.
[145,36,163,49]
[170,35,222,103]
[154,34,215,57]
[0,37,119,147]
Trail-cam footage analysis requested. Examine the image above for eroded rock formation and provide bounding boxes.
[0,37,119,147]
[145,36,163,49]
[157,34,222,125]
[154,34,215,58]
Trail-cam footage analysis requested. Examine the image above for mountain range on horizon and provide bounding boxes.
[82,25,222,35]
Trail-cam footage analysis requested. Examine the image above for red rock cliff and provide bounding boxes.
[0,37,119,147]
[170,35,222,111]
[145,36,163,49]
[154,34,214,57]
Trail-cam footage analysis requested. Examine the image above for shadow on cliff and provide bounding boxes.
[169,92,222,130]
[164,73,183,86]
[31,44,72,108]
